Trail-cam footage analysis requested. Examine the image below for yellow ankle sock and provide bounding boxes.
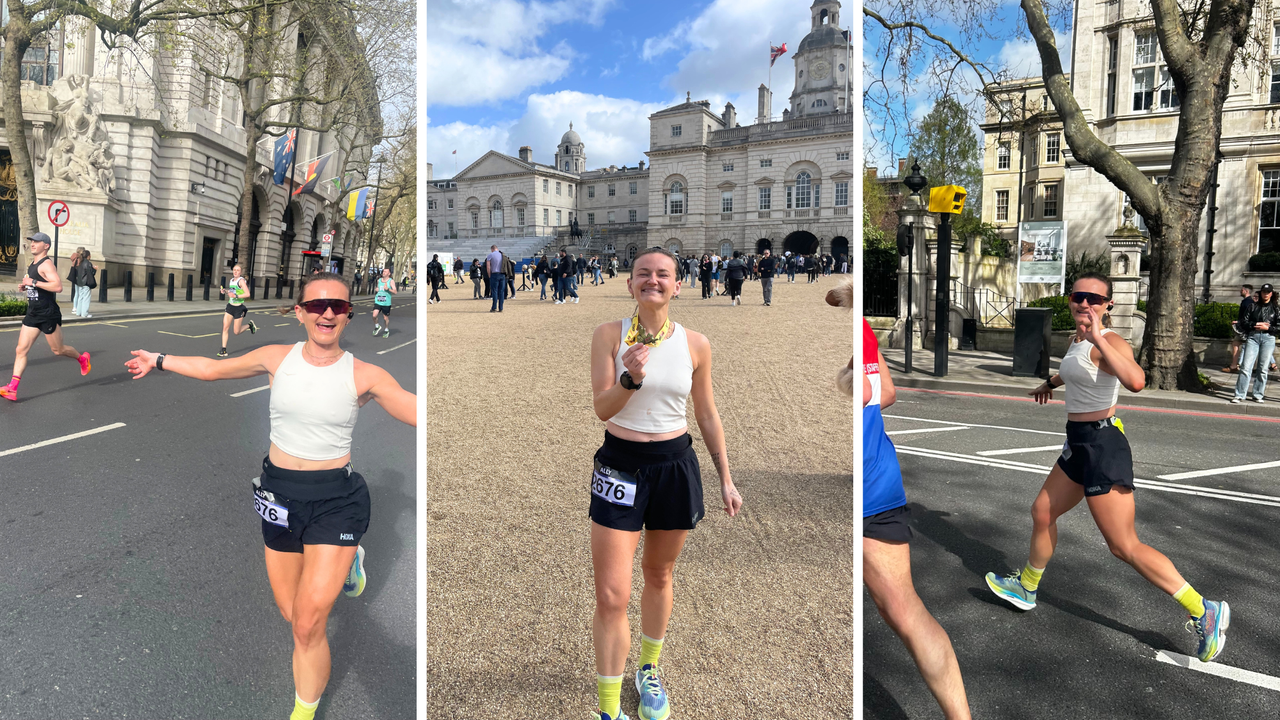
[1174,583,1206,618]
[639,634,664,668]
[1020,563,1045,592]
[597,674,623,718]
[290,694,319,720]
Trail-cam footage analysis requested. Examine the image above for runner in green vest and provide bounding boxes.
[371,268,397,339]
[219,263,258,357]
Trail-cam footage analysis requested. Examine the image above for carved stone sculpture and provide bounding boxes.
[42,76,116,194]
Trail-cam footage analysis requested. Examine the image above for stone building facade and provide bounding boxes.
[2,12,380,289]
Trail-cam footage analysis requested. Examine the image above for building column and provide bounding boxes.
[1107,228,1146,347]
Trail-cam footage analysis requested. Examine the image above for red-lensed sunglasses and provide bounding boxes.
[299,298,352,316]
[1069,292,1110,306]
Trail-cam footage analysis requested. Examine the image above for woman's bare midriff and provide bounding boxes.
[1066,408,1116,423]
[605,421,688,442]
[269,443,352,471]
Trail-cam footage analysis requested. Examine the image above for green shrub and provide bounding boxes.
[1194,302,1239,339]
[1065,249,1111,290]
[1248,252,1280,272]
[1136,298,1147,313]
[0,293,26,317]
[1027,295,1075,330]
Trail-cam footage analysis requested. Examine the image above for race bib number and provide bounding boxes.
[592,465,637,507]
[25,285,37,299]
[253,488,289,527]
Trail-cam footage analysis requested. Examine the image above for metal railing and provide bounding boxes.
[951,279,1020,328]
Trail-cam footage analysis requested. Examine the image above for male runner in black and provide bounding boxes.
[1,232,90,401]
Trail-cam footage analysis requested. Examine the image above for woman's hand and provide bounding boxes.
[721,479,742,517]
[126,350,159,379]
[1029,381,1054,404]
[1081,304,1108,347]
[621,342,648,384]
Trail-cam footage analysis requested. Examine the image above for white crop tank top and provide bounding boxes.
[269,343,360,460]
[1059,329,1121,413]
[610,321,693,433]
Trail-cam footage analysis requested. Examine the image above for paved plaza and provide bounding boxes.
[426,274,854,718]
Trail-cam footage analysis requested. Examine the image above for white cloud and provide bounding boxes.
[427,121,514,176]
[426,0,615,106]
[642,22,690,61]
[996,30,1072,78]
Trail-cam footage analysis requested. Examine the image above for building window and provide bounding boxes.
[836,151,850,161]
[543,179,549,193]
[629,181,636,194]
[1029,135,1038,168]
[668,181,684,215]
[556,182,561,195]
[428,221,436,237]
[588,212,595,224]
[490,200,503,228]
[428,199,436,210]
[720,241,733,257]
[793,172,812,209]
[20,46,60,85]
[810,99,827,108]
[786,184,793,209]
[447,221,454,235]
[607,211,615,223]
[672,124,682,137]
[629,209,637,222]
[471,211,479,229]
[997,142,1011,171]
[1043,184,1059,218]
[588,185,595,198]
[760,159,772,168]
[447,199,454,210]
[1271,63,1280,104]
[556,210,562,225]
[723,163,733,172]
[564,161,570,171]
[722,190,733,213]
[517,208,525,225]
[1046,133,1060,163]
[1158,67,1180,109]
[1106,35,1118,116]
[1131,30,1176,110]
[1261,170,1280,253]
[543,208,549,225]
[1274,21,1280,56]
[608,184,616,197]
[835,181,848,207]
[759,187,771,210]
[996,190,1009,222]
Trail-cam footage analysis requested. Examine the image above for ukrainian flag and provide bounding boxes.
[346,187,369,221]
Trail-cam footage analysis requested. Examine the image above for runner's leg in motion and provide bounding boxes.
[1087,487,1188,594]
[639,529,689,646]
[592,522,643,717]
[43,327,86,371]
[221,312,233,351]
[1028,464,1086,569]
[9,325,39,380]
[864,537,971,720]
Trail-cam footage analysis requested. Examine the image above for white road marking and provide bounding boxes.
[377,338,417,355]
[157,330,219,339]
[275,323,291,327]
[887,426,970,436]
[884,414,1065,436]
[104,323,130,328]
[0,422,127,458]
[1154,651,1280,693]
[1158,460,1280,481]
[978,445,1065,456]
[230,385,270,397]
[895,446,1280,507]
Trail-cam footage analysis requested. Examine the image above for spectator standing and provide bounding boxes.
[758,249,776,306]
[453,257,465,284]
[1225,284,1255,372]
[470,258,483,299]
[1233,283,1279,403]
[725,251,747,306]
[487,245,506,313]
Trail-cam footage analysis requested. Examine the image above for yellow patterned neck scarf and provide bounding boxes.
[625,314,672,347]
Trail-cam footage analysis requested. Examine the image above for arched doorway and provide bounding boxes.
[756,238,773,254]
[783,230,819,256]
[831,236,849,270]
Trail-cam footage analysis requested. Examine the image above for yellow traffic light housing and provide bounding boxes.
[928,185,967,214]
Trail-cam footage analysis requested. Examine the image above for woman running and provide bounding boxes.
[371,268,397,337]
[219,263,257,357]
[125,272,416,720]
[985,272,1230,663]
[588,248,742,720]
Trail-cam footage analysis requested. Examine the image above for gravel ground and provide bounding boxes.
[426,274,854,718]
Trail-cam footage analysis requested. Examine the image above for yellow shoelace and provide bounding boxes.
[625,315,671,348]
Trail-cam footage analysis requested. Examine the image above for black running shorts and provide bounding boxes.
[374,303,392,316]
[863,504,913,542]
[589,432,705,532]
[22,309,61,335]
[225,303,248,319]
[255,457,370,553]
[1056,418,1136,497]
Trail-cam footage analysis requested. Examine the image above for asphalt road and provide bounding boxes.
[865,389,1280,719]
[0,297,418,720]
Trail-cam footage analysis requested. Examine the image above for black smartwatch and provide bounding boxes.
[619,371,642,390]
[156,354,166,371]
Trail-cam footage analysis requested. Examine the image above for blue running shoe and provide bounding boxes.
[591,712,629,720]
[985,570,1037,610]
[343,545,366,597]
[1188,599,1230,663]
[634,664,670,720]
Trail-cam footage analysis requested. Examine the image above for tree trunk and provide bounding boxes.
[236,113,261,276]
[2,17,37,268]
[1139,200,1203,389]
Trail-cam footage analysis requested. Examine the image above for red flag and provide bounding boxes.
[452,150,457,154]
[770,43,787,66]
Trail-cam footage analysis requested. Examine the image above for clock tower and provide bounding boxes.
[789,0,849,116]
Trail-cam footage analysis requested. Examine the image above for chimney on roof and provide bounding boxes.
[638,160,645,170]
[866,166,878,179]
[723,102,736,128]
[757,84,772,125]
[898,158,907,176]
[519,146,533,162]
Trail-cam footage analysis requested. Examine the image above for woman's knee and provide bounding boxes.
[291,605,329,648]
[641,561,675,591]
[595,583,630,617]
[1030,494,1053,529]
[1104,536,1139,563]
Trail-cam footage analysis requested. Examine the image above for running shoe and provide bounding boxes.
[373,324,381,335]
[217,349,228,358]
[78,352,91,376]
[248,320,257,334]
[985,570,1037,610]
[383,330,390,339]
[343,545,367,597]
[0,386,15,402]
[634,664,670,720]
[1188,599,1230,663]
[591,712,630,720]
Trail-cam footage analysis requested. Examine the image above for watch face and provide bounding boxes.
[812,61,830,80]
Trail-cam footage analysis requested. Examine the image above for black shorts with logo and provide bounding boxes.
[1057,418,1136,497]
[225,303,248,319]
[22,308,62,335]
[589,432,705,532]
[863,505,913,542]
[255,457,370,553]
[374,303,392,316]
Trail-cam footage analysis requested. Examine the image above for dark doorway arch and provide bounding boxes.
[831,236,849,270]
[783,230,819,256]
[756,238,773,254]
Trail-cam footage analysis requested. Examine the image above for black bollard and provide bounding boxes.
[203,274,211,301]
[147,272,155,302]
[289,279,295,300]
[124,271,133,302]
[99,268,108,303]
[186,274,193,301]
[167,273,175,301]
[275,279,283,299]
[263,277,271,300]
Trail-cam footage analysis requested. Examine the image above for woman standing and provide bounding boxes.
[470,258,484,300]
[535,255,550,300]
[985,273,1230,663]
[69,248,97,318]
[588,248,742,720]
[125,272,416,720]
[219,264,258,357]
[698,255,712,300]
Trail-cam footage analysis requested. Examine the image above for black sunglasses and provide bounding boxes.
[1070,292,1110,306]
[299,298,352,315]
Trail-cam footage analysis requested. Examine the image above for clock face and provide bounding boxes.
[812,61,830,81]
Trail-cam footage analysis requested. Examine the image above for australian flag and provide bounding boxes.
[272,129,297,185]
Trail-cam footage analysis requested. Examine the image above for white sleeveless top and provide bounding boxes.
[610,321,693,433]
[269,343,360,460]
[1060,329,1122,413]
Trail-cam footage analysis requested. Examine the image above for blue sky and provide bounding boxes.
[425,0,843,177]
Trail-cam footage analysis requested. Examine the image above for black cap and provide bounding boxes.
[1264,283,1275,294]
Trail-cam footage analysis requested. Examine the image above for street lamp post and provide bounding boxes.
[898,162,928,374]
[927,184,968,377]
